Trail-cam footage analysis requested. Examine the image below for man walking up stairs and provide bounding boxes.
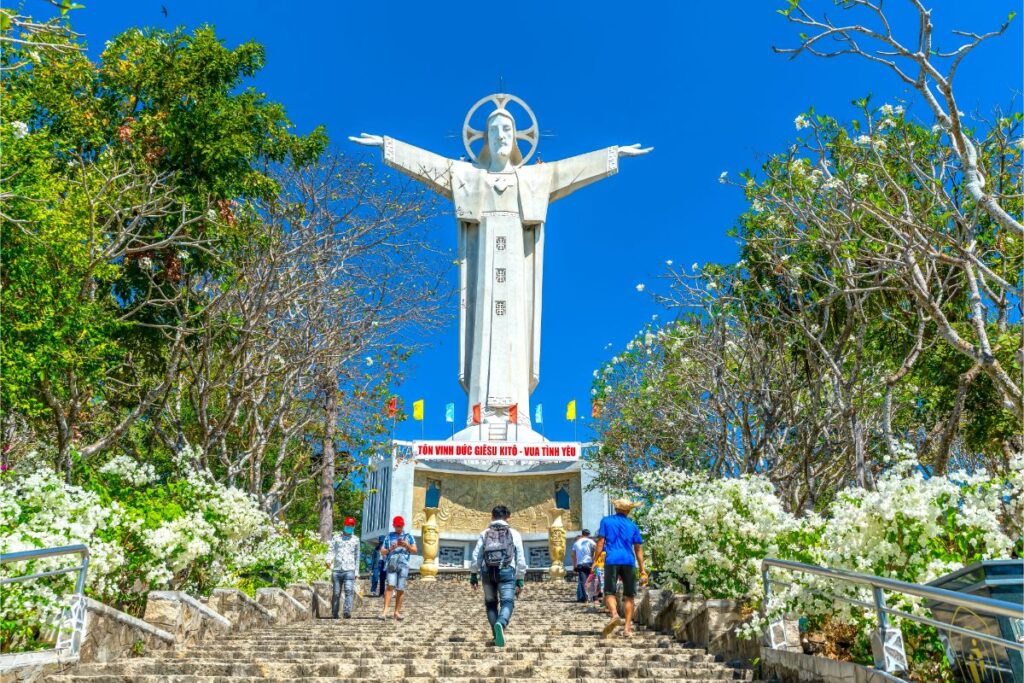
[469,505,528,647]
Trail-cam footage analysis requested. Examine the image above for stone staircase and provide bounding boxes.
[44,580,761,682]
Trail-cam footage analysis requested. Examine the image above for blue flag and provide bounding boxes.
[445,402,455,423]
[535,403,543,424]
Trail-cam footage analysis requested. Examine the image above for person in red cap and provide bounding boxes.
[379,515,417,620]
[326,516,361,619]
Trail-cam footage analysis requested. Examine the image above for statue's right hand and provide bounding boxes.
[349,132,384,147]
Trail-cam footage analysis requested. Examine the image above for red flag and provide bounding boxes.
[386,397,398,419]
[472,404,481,424]
[509,404,518,423]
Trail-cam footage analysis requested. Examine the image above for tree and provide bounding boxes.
[1,19,326,473]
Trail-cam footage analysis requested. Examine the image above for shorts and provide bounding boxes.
[604,563,637,597]
[386,565,409,591]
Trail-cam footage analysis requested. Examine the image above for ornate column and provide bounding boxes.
[547,508,566,580]
[420,506,440,581]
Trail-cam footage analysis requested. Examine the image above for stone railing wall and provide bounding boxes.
[2,581,329,683]
[632,587,907,682]
[632,588,773,667]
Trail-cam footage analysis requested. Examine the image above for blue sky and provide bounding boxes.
[65,1,1022,442]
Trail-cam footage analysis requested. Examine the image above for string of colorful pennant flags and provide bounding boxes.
[382,397,602,435]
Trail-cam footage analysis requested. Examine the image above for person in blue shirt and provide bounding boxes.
[369,535,386,596]
[379,516,417,620]
[594,498,647,638]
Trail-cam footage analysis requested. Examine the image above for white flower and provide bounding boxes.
[138,256,153,270]
[665,260,673,266]
[691,262,699,272]
[751,199,765,212]
[855,135,873,146]
[719,171,728,183]
[206,209,218,221]
[10,121,29,139]
[932,124,943,133]
[364,356,374,367]
[794,114,810,130]
[99,455,157,487]
[853,172,869,187]
[635,283,645,292]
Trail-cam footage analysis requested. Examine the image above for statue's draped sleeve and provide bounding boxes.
[548,146,619,203]
[382,136,456,199]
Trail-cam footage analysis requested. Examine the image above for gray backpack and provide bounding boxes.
[482,523,515,568]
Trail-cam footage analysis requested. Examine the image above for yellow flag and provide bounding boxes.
[566,399,576,421]
[413,399,424,421]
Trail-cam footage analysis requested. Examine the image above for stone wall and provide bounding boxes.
[205,589,274,633]
[255,588,310,624]
[2,581,326,683]
[80,597,176,662]
[760,648,905,682]
[632,588,801,668]
[142,592,231,648]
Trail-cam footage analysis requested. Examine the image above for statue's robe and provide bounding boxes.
[383,137,619,429]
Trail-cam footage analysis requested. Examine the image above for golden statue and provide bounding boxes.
[547,508,566,579]
[420,507,440,581]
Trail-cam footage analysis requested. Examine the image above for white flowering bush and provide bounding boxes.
[1,448,327,652]
[637,469,820,598]
[638,442,1021,681]
[1,466,131,651]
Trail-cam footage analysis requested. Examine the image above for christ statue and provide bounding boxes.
[351,94,651,440]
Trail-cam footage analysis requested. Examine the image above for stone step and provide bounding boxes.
[159,648,716,663]
[43,582,759,683]
[62,660,750,679]
[51,677,753,683]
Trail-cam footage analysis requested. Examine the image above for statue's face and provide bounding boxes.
[487,112,515,161]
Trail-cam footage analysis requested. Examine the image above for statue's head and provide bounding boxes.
[479,109,523,168]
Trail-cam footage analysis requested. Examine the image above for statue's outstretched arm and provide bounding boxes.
[349,133,455,199]
[548,144,652,203]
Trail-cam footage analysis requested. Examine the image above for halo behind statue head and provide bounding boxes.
[463,93,539,166]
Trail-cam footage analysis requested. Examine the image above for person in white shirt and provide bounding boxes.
[469,505,528,647]
[325,516,361,619]
[571,529,597,603]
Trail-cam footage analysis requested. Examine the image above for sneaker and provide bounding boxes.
[493,622,505,647]
[602,615,622,639]
[343,612,351,619]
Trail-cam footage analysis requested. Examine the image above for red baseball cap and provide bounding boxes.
[393,516,405,527]
[344,517,356,527]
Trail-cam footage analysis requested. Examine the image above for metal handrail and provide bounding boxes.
[0,544,91,669]
[761,557,1024,675]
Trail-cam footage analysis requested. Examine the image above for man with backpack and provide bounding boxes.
[380,516,417,620]
[469,505,527,647]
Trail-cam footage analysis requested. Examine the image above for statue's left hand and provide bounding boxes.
[349,133,384,147]
[618,143,653,157]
